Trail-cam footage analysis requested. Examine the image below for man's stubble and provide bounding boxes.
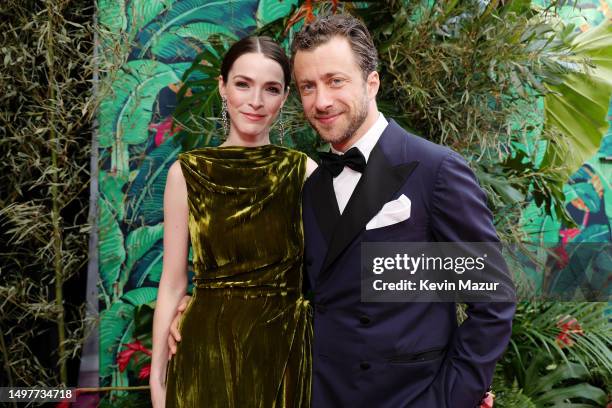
[307,88,369,147]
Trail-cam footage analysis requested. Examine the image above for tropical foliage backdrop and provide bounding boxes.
[94,0,611,406]
[0,0,609,407]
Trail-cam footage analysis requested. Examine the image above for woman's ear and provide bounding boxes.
[281,86,290,106]
[218,75,226,99]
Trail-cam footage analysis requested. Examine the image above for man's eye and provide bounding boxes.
[301,84,314,92]
[331,78,344,86]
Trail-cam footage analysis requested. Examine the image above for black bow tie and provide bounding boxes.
[319,147,366,177]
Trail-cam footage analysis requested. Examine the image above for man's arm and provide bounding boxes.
[429,152,516,408]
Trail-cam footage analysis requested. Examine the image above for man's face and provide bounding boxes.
[293,36,377,148]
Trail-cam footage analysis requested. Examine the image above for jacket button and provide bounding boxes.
[360,362,371,370]
[359,315,370,325]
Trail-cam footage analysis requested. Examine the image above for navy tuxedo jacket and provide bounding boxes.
[302,120,516,408]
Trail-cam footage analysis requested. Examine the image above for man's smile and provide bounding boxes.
[315,112,342,125]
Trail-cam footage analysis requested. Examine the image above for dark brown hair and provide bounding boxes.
[290,14,378,79]
[220,36,291,90]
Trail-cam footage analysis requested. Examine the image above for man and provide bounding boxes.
[169,14,515,408]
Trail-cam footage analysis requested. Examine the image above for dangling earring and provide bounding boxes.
[279,108,285,145]
[221,97,229,136]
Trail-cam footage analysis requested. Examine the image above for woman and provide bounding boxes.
[150,36,317,408]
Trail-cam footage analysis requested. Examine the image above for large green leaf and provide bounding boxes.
[544,20,612,174]
[98,0,127,34]
[99,301,134,378]
[136,0,256,59]
[125,140,182,226]
[99,60,180,147]
[127,0,175,39]
[149,22,237,60]
[121,287,159,307]
[130,241,164,287]
[256,0,297,26]
[98,198,125,304]
[99,169,128,221]
[121,223,164,290]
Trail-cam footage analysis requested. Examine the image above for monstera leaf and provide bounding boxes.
[136,0,257,59]
[543,20,612,175]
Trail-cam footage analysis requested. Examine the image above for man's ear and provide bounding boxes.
[218,75,226,99]
[366,71,380,100]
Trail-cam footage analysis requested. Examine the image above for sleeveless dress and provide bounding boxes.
[165,144,312,408]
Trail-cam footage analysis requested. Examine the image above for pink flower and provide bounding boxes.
[480,391,495,408]
[149,116,181,146]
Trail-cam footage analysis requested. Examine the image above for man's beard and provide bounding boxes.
[309,95,369,145]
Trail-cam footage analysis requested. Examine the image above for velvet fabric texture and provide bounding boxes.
[165,145,312,408]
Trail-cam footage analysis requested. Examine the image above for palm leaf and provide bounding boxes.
[121,224,164,292]
[121,287,159,307]
[125,139,182,226]
[256,0,297,26]
[543,20,612,175]
[126,0,175,38]
[99,301,134,378]
[136,0,257,59]
[98,198,126,305]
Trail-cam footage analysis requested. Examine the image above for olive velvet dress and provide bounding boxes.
[165,144,312,408]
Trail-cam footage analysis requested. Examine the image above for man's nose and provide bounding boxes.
[314,88,333,112]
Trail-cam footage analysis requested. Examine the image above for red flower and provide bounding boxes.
[555,315,584,348]
[116,339,152,372]
[149,116,181,146]
[139,363,152,380]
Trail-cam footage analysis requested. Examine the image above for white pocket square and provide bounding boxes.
[365,194,411,230]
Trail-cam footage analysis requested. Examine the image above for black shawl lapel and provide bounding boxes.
[318,139,419,281]
[309,167,341,244]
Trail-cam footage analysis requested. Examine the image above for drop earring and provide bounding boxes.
[221,97,229,136]
[279,108,285,145]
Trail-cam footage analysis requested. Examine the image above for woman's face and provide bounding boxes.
[219,52,288,144]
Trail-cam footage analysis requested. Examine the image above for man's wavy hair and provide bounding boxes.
[290,14,378,80]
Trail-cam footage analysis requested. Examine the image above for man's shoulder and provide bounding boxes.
[382,120,456,165]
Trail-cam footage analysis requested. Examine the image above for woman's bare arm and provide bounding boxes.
[150,160,190,407]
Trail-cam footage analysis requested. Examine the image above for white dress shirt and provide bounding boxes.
[330,113,388,213]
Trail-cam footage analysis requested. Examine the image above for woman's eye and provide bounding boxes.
[235,81,248,88]
[267,87,281,94]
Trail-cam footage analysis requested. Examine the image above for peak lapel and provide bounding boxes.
[309,168,340,244]
[318,141,419,282]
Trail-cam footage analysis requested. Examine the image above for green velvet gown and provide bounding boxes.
[165,144,312,408]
